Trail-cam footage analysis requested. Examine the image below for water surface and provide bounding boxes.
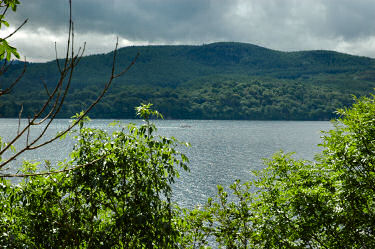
[0,119,332,207]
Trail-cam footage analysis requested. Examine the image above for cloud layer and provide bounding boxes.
[3,0,375,61]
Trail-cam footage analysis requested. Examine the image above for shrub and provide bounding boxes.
[181,94,375,248]
[0,104,189,248]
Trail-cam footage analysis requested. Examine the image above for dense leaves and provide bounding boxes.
[0,104,189,248]
[180,94,375,248]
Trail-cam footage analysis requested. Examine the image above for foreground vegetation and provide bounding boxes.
[1,1,375,247]
[180,94,375,248]
[1,95,375,248]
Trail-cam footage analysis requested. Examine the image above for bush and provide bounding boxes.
[0,104,189,248]
[181,94,375,248]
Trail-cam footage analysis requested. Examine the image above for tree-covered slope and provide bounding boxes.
[2,42,375,119]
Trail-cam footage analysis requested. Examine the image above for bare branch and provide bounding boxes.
[63,0,72,69]
[0,57,12,73]
[26,117,30,147]
[0,0,138,175]
[114,51,139,79]
[0,73,65,155]
[0,155,106,178]
[25,43,138,151]
[54,42,62,74]
[72,42,86,67]
[17,104,23,135]
[0,18,28,41]
[0,45,80,155]
[0,5,9,18]
[0,59,27,96]
[41,79,51,97]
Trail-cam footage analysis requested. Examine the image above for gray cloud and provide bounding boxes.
[4,0,375,61]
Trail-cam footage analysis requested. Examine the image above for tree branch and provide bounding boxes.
[0,18,28,41]
[0,1,138,173]
[0,155,105,178]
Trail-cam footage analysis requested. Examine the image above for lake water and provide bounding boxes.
[0,119,332,208]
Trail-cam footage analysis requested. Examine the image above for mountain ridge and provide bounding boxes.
[1,42,375,120]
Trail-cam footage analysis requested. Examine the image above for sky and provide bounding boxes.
[2,0,375,62]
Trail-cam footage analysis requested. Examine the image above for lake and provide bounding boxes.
[0,119,332,208]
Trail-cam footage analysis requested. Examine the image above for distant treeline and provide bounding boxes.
[2,42,375,120]
[1,75,373,120]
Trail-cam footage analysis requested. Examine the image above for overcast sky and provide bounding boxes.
[2,0,375,62]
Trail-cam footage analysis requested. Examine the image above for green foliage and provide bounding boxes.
[0,136,15,163]
[0,105,189,248]
[0,0,19,11]
[136,103,163,120]
[0,39,19,61]
[178,180,254,248]
[180,94,375,248]
[0,0,21,61]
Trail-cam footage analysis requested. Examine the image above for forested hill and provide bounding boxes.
[2,42,375,120]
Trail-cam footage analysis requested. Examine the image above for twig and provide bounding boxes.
[0,18,28,41]
[17,104,23,135]
[55,42,62,73]
[0,59,27,96]
[41,78,51,97]
[0,155,105,178]
[0,0,138,173]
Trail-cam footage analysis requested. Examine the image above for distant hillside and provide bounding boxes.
[1,42,375,120]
